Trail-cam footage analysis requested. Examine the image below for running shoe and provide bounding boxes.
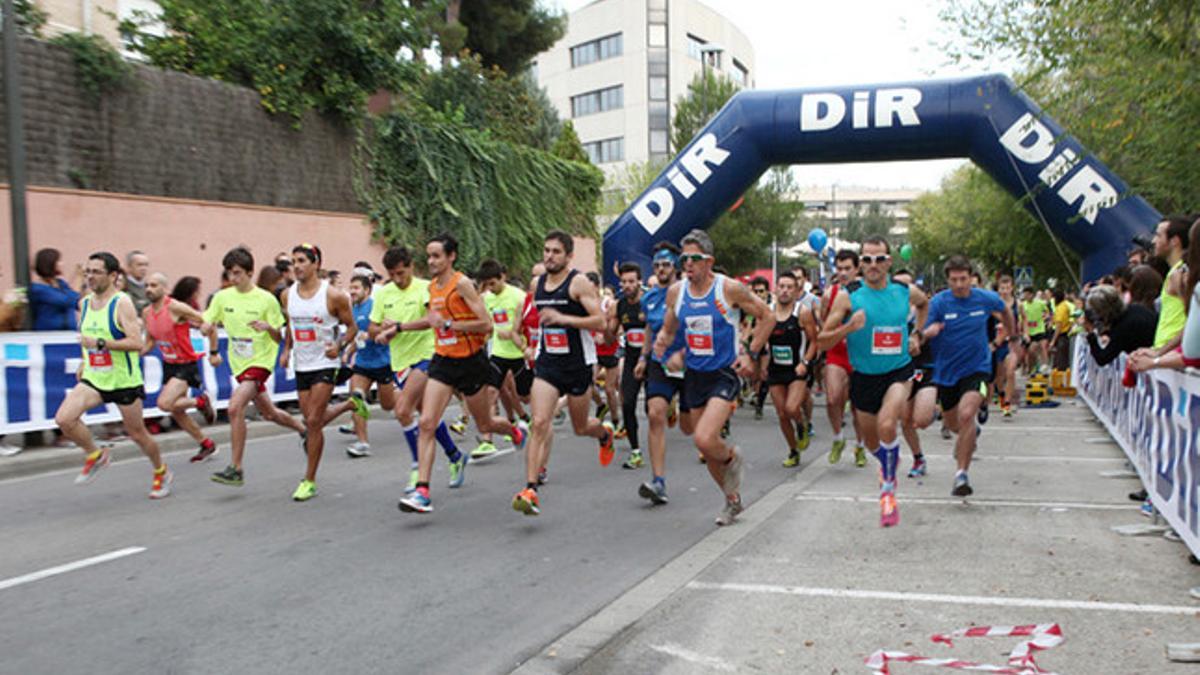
[952,472,973,497]
[149,468,173,499]
[880,487,899,528]
[614,425,628,440]
[1002,405,1014,420]
[346,441,371,458]
[449,419,468,436]
[622,450,645,469]
[854,445,867,468]
[940,425,952,440]
[74,449,111,484]
[196,393,216,425]
[722,447,744,497]
[471,441,498,459]
[715,495,744,526]
[907,457,927,478]
[1140,499,1155,517]
[720,420,731,439]
[512,420,530,451]
[754,406,764,421]
[596,403,609,423]
[350,391,370,420]
[292,479,318,502]
[448,453,469,488]
[1129,488,1148,502]
[782,450,801,468]
[211,465,244,487]
[404,468,419,494]
[190,440,218,463]
[512,487,540,516]
[537,466,548,486]
[338,424,355,435]
[398,491,432,513]
[977,404,989,426]
[807,422,814,437]
[638,480,669,505]
[299,431,308,455]
[795,423,810,451]
[828,439,846,464]
[598,422,616,467]
[554,408,567,426]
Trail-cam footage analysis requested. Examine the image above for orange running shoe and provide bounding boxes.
[598,422,616,467]
[512,487,540,516]
[880,488,899,528]
[74,448,111,485]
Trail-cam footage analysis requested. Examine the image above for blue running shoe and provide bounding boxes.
[398,491,432,514]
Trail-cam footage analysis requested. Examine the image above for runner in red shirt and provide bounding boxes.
[587,272,622,430]
[822,250,867,467]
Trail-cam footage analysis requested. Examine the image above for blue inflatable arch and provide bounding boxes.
[602,74,1160,285]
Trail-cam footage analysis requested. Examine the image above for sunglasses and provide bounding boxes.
[861,254,891,265]
[652,260,675,268]
[680,253,712,264]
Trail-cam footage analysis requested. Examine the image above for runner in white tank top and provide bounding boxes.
[280,244,361,503]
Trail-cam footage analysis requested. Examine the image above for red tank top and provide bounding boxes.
[521,292,539,364]
[825,284,852,371]
[593,297,619,357]
[145,300,199,364]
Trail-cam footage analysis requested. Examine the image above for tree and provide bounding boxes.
[12,0,47,36]
[842,203,896,245]
[671,70,740,153]
[121,0,439,124]
[939,0,1200,215]
[670,72,800,274]
[907,165,1078,284]
[455,0,566,75]
[551,121,588,163]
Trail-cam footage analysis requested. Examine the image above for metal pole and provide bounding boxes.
[701,55,708,121]
[3,0,30,327]
[770,237,777,287]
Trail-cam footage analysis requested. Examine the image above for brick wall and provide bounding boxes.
[0,37,360,213]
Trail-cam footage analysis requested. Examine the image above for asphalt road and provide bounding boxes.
[0,403,810,675]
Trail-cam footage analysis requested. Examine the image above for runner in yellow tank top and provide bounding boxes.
[55,251,171,499]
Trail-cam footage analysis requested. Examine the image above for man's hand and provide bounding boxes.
[249,320,271,332]
[324,342,339,360]
[794,362,808,378]
[208,353,223,368]
[923,322,945,340]
[847,309,867,332]
[80,335,98,350]
[633,359,646,380]
[734,353,756,379]
[666,350,684,372]
[539,308,565,326]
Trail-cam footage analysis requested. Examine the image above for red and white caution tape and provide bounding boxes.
[865,623,1063,674]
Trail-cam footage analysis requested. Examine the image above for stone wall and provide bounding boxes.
[0,37,360,213]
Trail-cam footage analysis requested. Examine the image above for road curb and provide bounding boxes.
[510,452,836,675]
[0,408,397,482]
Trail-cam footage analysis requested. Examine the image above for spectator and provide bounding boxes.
[1128,264,1163,311]
[1083,285,1156,366]
[1149,215,1191,351]
[29,247,83,331]
[171,275,203,311]
[256,264,284,301]
[124,250,151,313]
[1132,218,1200,372]
[1112,265,1133,304]
[1128,247,1150,267]
[274,253,294,285]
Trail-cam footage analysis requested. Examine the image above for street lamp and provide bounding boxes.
[699,43,725,121]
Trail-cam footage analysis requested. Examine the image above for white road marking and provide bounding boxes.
[793,494,1133,511]
[958,426,1102,433]
[919,454,1121,463]
[686,581,1200,616]
[468,447,516,464]
[649,643,737,672]
[0,547,146,592]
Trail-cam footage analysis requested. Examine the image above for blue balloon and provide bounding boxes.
[808,228,828,254]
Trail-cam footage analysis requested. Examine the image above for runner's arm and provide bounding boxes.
[728,279,774,356]
[816,292,859,350]
[139,306,156,356]
[543,275,604,331]
[448,275,493,335]
[801,306,819,363]
[330,289,358,352]
[652,283,681,360]
[104,295,146,353]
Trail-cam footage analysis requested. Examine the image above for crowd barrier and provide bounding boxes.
[1072,338,1200,558]
[0,331,326,435]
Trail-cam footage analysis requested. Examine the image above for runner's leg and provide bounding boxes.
[157,378,206,444]
[54,384,104,455]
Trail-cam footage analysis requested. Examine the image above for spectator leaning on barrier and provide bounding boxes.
[124,250,151,314]
[1128,264,1163,312]
[1083,285,1157,367]
[29,247,84,331]
[1130,217,1200,372]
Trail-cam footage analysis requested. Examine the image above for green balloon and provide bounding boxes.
[899,243,914,261]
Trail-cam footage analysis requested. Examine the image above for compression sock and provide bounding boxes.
[436,422,460,461]
[402,422,419,464]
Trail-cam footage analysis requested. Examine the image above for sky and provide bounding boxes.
[548,0,1016,191]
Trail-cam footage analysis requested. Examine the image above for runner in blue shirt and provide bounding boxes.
[921,255,1016,497]
[654,230,774,527]
[337,273,397,457]
[819,237,928,528]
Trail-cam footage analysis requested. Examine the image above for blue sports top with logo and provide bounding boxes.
[673,274,739,372]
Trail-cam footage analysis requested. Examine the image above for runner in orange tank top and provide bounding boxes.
[398,232,530,515]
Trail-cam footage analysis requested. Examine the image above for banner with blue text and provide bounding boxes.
[1073,339,1200,557]
[0,331,322,434]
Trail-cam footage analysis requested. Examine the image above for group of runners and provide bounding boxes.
[60,227,1037,528]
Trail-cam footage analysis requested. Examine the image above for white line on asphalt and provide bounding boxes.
[649,643,737,672]
[685,581,1200,616]
[793,494,1134,511]
[469,447,516,464]
[0,547,146,592]
[961,426,1101,433]
[919,454,1121,463]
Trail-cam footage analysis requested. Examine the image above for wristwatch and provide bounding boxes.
[96,338,107,351]
[442,319,453,331]
[209,349,220,356]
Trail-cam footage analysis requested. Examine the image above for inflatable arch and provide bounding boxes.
[602,74,1160,285]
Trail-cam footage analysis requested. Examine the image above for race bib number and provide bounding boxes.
[435,325,458,346]
[492,309,509,325]
[232,338,255,359]
[685,315,715,356]
[771,345,794,366]
[158,342,177,358]
[1027,320,1039,329]
[626,328,646,348]
[913,368,926,384]
[87,349,113,371]
[293,323,317,343]
[871,326,903,355]
[544,328,569,354]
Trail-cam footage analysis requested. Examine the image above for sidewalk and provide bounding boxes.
[515,402,1200,674]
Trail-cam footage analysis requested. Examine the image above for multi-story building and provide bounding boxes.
[31,0,161,54]
[790,185,925,238]
[534,0,754,175]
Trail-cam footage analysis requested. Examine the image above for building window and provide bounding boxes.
[687,34,706,61]
[571,85,624,117]
[731,59,748,87]
[648,75,668,101]
[649,130,669,155]
[583,137,625,164]
[648,24,667,47]
[571,33,623,68]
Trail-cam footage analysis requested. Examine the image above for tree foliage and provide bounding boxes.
[11,0,47,36]
[670,72,801,274]
[939,0,1200,214]
[908,165,1078,284]
[456,0,566,75]
[842,203,897,245]
[121,0,440,124]
[48,33,136,104]
[551,121,588,164]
